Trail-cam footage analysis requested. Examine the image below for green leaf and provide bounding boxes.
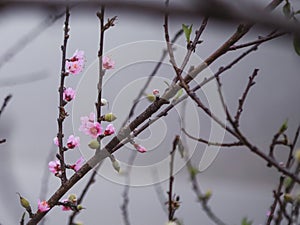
[182,24,193,43]
[283,1,291,18]
[241,217,253,225]
[293,35,300,56]
[294,10,300,15]
[279,119,288,133]
[174,88,183,101]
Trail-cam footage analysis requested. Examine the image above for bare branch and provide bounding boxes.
[234,68,259,127]
[182,128,243,147]
[56,6,70,184]
[0,94,12,117]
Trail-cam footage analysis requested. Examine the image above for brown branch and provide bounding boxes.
[68,163,100,225]
[228,31,286,51]
[95,6,105,124]
[182,128,243,147]
[234,68,259,127]
[56,6,70,184]
[183,149,227,225]
[266,176,284,225]
[168,136,178,221]
[172,16,209,83]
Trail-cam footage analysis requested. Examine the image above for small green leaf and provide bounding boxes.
[188,166,199,179]
[182,24,193,43]
[174,88,183,101]
[283,1,291,18]
[284,177,293,189]
[279,119,288,133]
[241,217,253,225]
[294,10,300,15]
[293,35,300,56]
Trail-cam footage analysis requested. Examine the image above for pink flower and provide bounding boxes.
[102,56,115,70]
[71,157,85,172]
[79,112,96,129]
[66,50,85,75]
[79,113,102,138]
[63,87,76,102]
[38,200,50,212]
[134,143,147,153]
[61,199,71,211]
[67,135,80,149]
[48,160,61,175]
[104,124,115,136]
[53,137,59,147]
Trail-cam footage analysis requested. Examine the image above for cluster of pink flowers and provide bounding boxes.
[66,50,85,75]
[79,112,102,138]
[79,112,116,138]
[48,156,84,175]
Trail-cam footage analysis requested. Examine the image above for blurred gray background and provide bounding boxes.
[0,1,300,224]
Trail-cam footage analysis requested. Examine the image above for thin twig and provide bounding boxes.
[68,163,101,225]
[56,6,70,184]
[228,31,286,51]
[182,128,243,147]
[121,151,137,225]
[96,6,105,125]
[266,176,284,225]
[172,16,209,83]
[0,94,12,117]
[168,136,178,221]
[184,149,227,225]
[234,68,259,127]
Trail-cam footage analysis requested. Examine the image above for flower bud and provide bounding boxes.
[101,98,108,106]
[104,113,117,122]
[204,189,212,200]
[146,94,155,102]
[17,193,32,214]
[279,119,288,133]
[77,204,84,211]
[112,159,121,173]
[284,177,292,189]
[295,149,300,163]
[68,194,77,203]
[284,193,294,203]
[74,222,83,225]
[88,140,100,149]
[165,221,178,225]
